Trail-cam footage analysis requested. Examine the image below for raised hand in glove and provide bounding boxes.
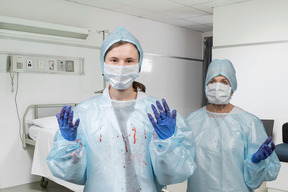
[56,105,80,141]
[251,137,275,163]
[148,99,177,140]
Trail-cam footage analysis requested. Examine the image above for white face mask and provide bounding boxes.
[205,83,232,105]
[103,63,139,90]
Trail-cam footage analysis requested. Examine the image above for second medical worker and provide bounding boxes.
[46,26,196,192]
[186,59,280,192]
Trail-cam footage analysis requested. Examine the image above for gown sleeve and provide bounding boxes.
[149,113,197,185]
[243,118,281,190]
[46,110,87,185]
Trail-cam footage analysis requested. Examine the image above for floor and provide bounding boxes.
[165,181,267,192]
[1,180,73,192]
[255,182,268,192]
[1,180,267,192]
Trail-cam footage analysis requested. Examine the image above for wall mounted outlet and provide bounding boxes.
[49,60,55,71]
[65,60,74,72]
[57,60,65,71]
[38,59,44,69]
[27,60,32,68]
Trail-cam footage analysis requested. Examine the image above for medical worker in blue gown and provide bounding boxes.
[186,59,280,192]
[46,26,196,192]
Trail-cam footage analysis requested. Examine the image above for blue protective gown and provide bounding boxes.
[186,106,280,192]
[47,88,196,192]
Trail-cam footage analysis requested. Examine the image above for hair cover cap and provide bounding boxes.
[100,26,143,74]
[205,59,237,92]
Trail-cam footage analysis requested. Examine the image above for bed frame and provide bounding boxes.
[22,103,77,148]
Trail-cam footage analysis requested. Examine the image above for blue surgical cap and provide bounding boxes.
[205,59,237,92]
[100,26,143,74]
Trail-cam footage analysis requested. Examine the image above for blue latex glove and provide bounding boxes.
[148,99,177,140]
[56,105,80,141]
[251,137,275,163]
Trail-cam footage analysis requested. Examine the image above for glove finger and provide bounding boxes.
[56,113,61,126]
[258,148,265,159]
[264,149,270,158]
[156,100,165,119]
[151,104,160,119]
[72,119,80,134]
[172,109,177,121]
[271,142,275,150]
[67,105,72,113]
[148,113,158,130]
[261,146,270,157]
[64,105,71,120]
[162,99,171,117]
[60,105,67,119]
[74,119,80,127]
[264,137,272,145]
[264,145,273,155]
[68,110,74,125]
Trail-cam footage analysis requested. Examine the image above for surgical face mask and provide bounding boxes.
[103,63,139,90]
[205,83,232,105]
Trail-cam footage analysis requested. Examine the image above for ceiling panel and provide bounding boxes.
[109,6,154,17]
[169,0,213,6]
[127,0,183,12]
[64,0,255,32]
[68,0,124,9]
[169,19,200,27]
[141,12,179,23]
[185,14,213,24]
[163,7,208,19]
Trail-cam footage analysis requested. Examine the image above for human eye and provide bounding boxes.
[125,57,137,64]
[127,59,135,64]
[209,79,215,84]
[110,58,118,63]
[221,80,229,85]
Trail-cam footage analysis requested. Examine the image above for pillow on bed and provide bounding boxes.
[27,116,59,130]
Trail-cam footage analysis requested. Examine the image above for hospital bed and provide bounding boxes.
[22,103,84,192]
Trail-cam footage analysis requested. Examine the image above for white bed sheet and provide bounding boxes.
[28,125,44,141]
[28,125,84,192]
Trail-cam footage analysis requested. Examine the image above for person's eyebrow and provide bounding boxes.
[108,57,118,59]
[126,57,137,60]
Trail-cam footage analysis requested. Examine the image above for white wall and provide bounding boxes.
[0,0,203,189]
[214,0,288,46]
[213,0,288,145]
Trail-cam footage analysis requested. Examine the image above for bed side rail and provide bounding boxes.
[22,103,77,148]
